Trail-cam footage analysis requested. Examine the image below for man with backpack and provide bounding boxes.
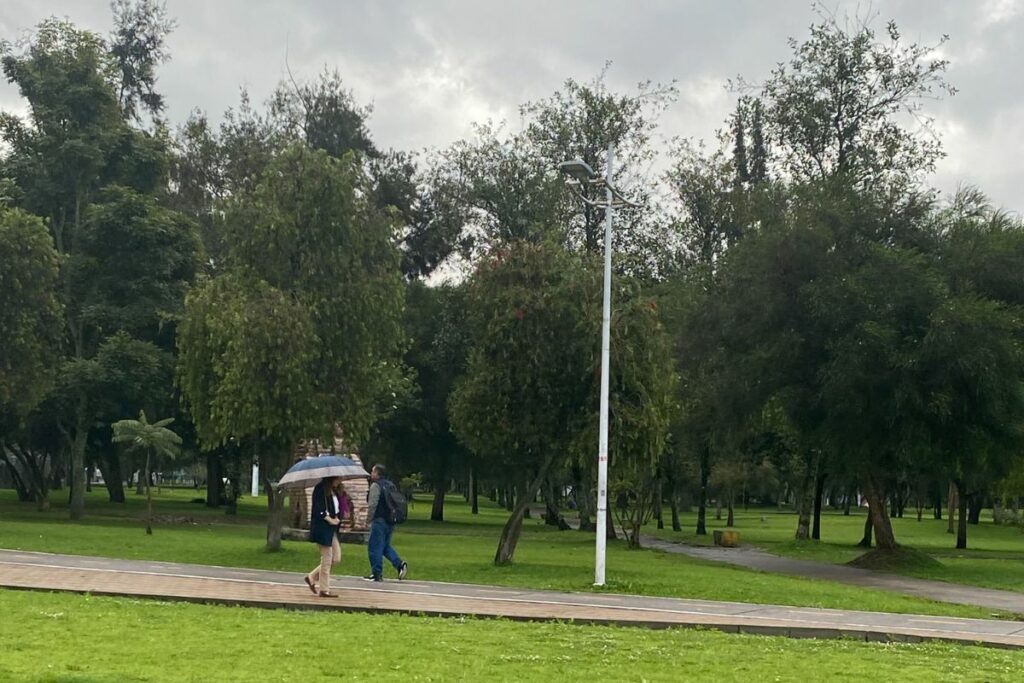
[364,464,408,582]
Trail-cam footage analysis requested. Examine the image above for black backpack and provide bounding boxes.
[379,479,408,525]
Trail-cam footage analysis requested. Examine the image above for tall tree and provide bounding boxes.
[177,144,406,549]
[921,295,1024,549]
[167,111,226,270]
[812,242,951,549]
[373,151,468,280]
[749,10,954,191]
[438,71,678,278]
[109,0,175,124]
[921,190,1024,547]
[269,68,377,159]
[437,123,565,254]
[364,283,471,521]
[731,100,749,185]
[268,69,465,279]
[451,241,674,561]
[0,204,62,412]
[0,204,63,509]
[91,331,175,503]
[592,285,675,548]
[2,19,193,519]
[451,241,595,564]
[521,70,677,265]
[748,99,768,184]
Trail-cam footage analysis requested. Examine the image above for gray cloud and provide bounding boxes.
[1,0,1020,212]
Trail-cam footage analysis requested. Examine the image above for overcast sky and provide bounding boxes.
[1,1,1021,213]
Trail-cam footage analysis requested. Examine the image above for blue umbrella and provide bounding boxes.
[277,454,369,490]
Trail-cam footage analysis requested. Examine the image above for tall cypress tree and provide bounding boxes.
[749,99,768,183]
[732,100,750,185]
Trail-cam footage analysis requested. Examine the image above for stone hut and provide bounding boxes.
[286,428,370,544]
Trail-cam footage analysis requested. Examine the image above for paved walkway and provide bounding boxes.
[533,507,1024,614]
[2,549,1023,649]
[639,535,1024,615]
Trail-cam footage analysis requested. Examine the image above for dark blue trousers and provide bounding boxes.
[368,517,402,578]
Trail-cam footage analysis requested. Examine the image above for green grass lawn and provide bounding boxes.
[0,488,1011,619]
[645,505,1024,593]
[1,588,1021,682]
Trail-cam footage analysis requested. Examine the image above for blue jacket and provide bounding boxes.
[309,482,341,547]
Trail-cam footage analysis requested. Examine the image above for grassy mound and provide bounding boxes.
[848,546,943,572]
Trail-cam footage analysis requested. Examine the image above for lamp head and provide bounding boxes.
[557,158,598,182]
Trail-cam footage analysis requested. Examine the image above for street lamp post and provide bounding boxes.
[558,145,634,587]
[251,457,260,497]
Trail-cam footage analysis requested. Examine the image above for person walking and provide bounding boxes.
[305,476,344,597]
[364,464,407,582]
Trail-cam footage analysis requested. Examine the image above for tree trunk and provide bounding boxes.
[811,473,825,541]
[102,448,126,504]
[206,453,221,507]
[430,479,445,522]
[543,479,570,530]
[654,478,664,530]
[843,487,852,516]
[25,445,53,511]
[69,401,88,520]
[495,488,531,566]
[144,451,153,536]
[967,492,983,525]
[956,481,969,550]
[543,479,559,526]
[628,522,642,549]
[223,453,239,516]
[934,488,942,520]
[670,492,681,532]
[574,465,595,532]
[504,485,514,512]
[85,464,93,493]
[858,513,873,548]
[696,446,709,536]
[795,467,813,541]
[947,482,957,534]
[862,479,898,550]
[726,494,735,528]
[8,464,34,503]
[494,455,558,565]
[4,444,52,509]
[470,468,479,515]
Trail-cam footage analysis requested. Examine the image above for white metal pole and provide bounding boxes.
[595,144,614,586]
[251,459,260,497]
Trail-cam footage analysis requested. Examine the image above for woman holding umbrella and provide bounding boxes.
[279,454,369,597]
[304,476,345,597]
